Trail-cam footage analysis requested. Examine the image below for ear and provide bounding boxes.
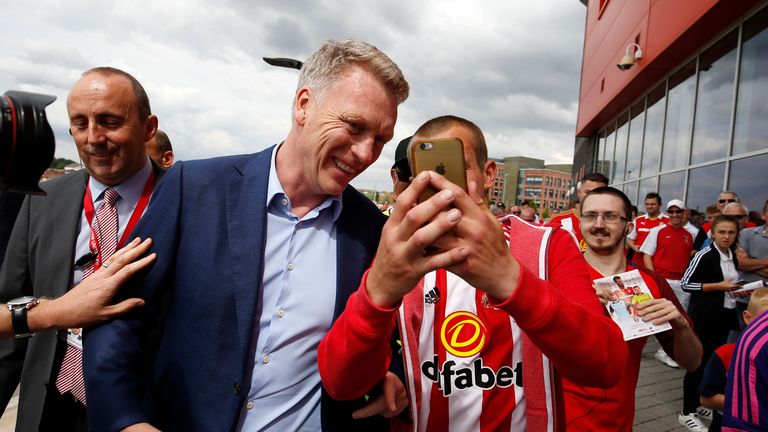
[143,114,159,142]
[294,87,312,127]
[161,150,174,168]
[390,168,406,201]
[743,310,752,326]
[482,160,497,191]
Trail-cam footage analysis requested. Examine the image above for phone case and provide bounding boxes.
[408,137,468,202]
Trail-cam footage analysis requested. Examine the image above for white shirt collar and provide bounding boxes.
[87,157,153,207]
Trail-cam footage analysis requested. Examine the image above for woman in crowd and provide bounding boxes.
[680,216,743,430]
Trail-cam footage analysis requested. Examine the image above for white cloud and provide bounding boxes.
[0,0,586,191]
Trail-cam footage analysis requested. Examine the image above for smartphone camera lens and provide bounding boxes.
[419,142,433,151]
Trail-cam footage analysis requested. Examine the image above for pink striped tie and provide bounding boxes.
[55,188,120,405]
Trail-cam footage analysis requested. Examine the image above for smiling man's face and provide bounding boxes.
[67,71,155,186]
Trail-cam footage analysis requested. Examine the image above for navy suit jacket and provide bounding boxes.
[84,147,388,431]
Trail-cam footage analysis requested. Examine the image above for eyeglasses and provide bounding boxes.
[729,214,748,219]
[718,198,737,204]
[667,209,684,214]
[511,211,521,215]
[581,212,628,223]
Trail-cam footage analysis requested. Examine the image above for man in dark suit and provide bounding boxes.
[0,67,162,432]
[84,39,410,432]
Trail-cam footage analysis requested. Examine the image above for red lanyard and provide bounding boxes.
[83,170,155,270]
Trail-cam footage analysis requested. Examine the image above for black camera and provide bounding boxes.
[0,90,57,195]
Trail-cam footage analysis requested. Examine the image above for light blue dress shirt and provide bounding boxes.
[73,158,153,286]
[236,145,341,431]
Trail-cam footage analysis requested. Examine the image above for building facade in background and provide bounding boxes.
[573,0,768,213]
[492,156,572,217]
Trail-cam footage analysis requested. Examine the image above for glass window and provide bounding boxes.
[626,100,645,180]
[733,8,768,156]
[691,31,738,164]
[686,163,726,212]
[638,177,659,210]
[624,181,639,206]
[604,122,616,181]
[658,171,685,203]
[642,84,666,176]
[728,153,768,214]
[613,113,629,183]
[527,176,543,185]
[525,187,542,197]
[662,61,696,171]
[597,131,606,175]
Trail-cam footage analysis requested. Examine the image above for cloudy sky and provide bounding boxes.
[1,0,587,191]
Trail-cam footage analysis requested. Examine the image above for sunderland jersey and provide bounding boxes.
[545,210,584,252]
[409,269,525,432]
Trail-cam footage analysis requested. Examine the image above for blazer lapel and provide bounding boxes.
[226,150,272,360]
[334,188,381,321]
[47,171,88,297]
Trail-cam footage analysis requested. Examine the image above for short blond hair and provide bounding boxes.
[297,39,409,104]
[748,288,768,317]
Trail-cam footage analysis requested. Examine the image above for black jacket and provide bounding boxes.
[681,243,739,319]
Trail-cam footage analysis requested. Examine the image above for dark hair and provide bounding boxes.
[152,129,173,153]
[581,186,633,220]
[581,172,609,185]
[763,200,768,214]
[613,276,622,282]
[82,67,151,119]
[644,192,662,205]
[413,115,487,166]
[711,215,740,250]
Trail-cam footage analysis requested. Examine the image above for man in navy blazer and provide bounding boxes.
[84,40,410,431]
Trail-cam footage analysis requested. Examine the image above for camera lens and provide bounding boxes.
[0,91,57,195]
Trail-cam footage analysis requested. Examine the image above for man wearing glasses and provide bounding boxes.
[640,200,695,312]
[722,202,757,231]
[563,187,701,431]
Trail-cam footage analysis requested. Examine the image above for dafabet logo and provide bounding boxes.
[440,311,487,357]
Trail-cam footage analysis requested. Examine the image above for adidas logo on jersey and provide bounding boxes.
[424,286,441,304]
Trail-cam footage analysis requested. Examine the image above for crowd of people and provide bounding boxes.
[491,175,767,431]
[0,38,766,432]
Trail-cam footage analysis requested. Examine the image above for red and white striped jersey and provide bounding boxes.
[404,268,526,432]
[544,210,584,252]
